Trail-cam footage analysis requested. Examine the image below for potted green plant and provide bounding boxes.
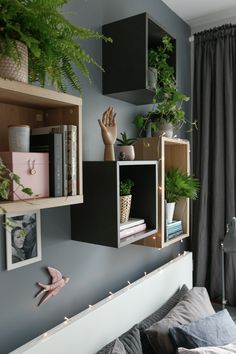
[165,168,199,223]
[0,0,112,92]
[120,178,134,223]
[116,132,137,161]
[0,158,33,213]
[134,36,190,137]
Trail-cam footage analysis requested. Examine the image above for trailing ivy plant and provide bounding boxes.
[165,168,199,203]
[0,0,112,92]
[120,179,134,196]
[0,158,33,213]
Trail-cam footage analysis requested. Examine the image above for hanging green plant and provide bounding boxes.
[0,0,112,92]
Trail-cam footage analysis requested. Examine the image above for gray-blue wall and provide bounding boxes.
[0,1,190,353]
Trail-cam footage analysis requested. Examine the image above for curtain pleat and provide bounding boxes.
[192,24,236,304]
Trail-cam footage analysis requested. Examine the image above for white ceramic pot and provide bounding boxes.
[158,122,174,138]
[148,67,157,89]
[118,145,135,161]
[8,125,30,152]
[166,202,176,224]
[0,41,28,83]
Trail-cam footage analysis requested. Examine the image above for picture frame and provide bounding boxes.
[5,210,42,270]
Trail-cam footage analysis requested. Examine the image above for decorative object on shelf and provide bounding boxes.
[221,217,236,308]
[5,210,41,270]
[120,178,134,223]
[0,0,112,91]
[36,266,70,306]
[0,152,49,201]
[116,132,137,161]
[98,106,117,161]
[8,125,30,152]
[0,157,33,212]
[0,40,28,83]
[165,168,199,223]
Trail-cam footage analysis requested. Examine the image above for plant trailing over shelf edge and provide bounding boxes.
[0,158,33,213]
[116,132,137,146]
[120,179,134,196]
[165,168,199,203]
[0,0,112,93]
[134,36,195,136]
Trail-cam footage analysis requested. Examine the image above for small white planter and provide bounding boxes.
[148,67,157,89]
[166,202,176,224]
[117,145,135,161]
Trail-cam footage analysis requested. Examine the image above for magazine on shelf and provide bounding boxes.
[120,223,147,239]
[120,218,145,231]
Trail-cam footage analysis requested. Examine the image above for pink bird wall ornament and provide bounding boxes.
[36,267,70,306]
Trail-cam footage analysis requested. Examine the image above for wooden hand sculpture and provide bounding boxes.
[98,106,117,161]
[36,267,70,306]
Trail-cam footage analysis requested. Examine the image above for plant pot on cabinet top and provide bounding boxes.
[117,145,135,161]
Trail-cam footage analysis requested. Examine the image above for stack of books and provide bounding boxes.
[120,218,146,239]
[166,220,183,241]
[30,125,77,197]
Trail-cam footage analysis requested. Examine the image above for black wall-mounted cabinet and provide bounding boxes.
[71,161,157,248]
[102,13,176,105]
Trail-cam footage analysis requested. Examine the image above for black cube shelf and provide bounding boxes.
[71,161,158,248]
[102,12,176,105]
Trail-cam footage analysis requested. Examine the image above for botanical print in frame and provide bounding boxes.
[5,210,41,270]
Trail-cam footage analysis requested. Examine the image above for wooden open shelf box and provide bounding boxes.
[135,136,190,248]
[0,78,83,213]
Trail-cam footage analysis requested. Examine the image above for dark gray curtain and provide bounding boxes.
[192,25,236,305]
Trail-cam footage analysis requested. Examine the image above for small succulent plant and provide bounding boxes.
[116,132,137,146]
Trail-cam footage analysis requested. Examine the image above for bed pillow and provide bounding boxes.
[97,325,143,354]
[170,309,236,350]
[139,284,189,354]
[145,287,215,354]
[177,342,236,353]
[109,339,126,354]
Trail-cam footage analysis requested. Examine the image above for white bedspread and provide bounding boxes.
[178,342,236,353]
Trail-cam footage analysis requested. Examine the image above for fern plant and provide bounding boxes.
[165,169,199,203]
[0,0,112,92]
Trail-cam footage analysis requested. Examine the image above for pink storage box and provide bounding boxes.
[0,152,49,201]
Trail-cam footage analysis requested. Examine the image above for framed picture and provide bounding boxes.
[5,210,41,270]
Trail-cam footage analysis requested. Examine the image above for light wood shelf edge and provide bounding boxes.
[0,78,82,107]
[0,195,84,214]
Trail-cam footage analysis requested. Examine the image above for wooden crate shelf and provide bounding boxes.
[135,137,190,248]
[0,78,83,213]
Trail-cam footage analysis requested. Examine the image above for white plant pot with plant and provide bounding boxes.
[120,179,134,224]
[116,132,137,161]
[165,168,200,224]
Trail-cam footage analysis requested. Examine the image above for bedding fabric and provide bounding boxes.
[109,338,126,354]
[178,342,236,353]
[145,287,215,354]
[97,325,142,354]
[138,284,189,354]
[170,310,236,350]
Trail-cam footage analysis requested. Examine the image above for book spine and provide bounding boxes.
[50,134,63,197]
[60,126,68,196]
[167,230,183,240]
[68,125,77,196]
[120,223,147,238]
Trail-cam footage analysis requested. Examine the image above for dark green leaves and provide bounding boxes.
[116,132,137,146]
[120,179,134,196]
